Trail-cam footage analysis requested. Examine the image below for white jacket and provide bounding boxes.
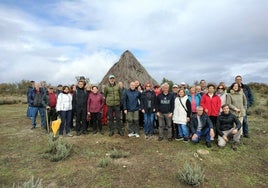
[56,93,73,111]
[173,95,188,124]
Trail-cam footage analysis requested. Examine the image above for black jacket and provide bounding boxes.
[216,112,241,137]
[156,92,174,114]
[140,90,156,113]
[72,88,88,110]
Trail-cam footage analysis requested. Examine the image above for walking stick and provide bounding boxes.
[45,108,50,133]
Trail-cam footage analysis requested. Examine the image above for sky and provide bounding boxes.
[0,0,268,86]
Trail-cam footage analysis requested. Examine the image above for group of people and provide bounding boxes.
[26,75,254,150]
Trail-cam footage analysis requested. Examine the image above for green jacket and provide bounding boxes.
[104,83,121,106]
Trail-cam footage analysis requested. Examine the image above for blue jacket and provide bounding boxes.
[27,88,47,107]
[189,113,213,134]
[123,89,141,112]
[241,83,254,107]
[187,93,201,108]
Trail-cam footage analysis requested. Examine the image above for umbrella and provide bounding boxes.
[51,118,61,137]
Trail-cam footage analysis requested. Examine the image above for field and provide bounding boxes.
[0,91,267,188]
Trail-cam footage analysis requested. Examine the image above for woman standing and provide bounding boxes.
[173,89,192,141]
[226,83,247,125]
[216,83,227,113]
[56,86,73,137]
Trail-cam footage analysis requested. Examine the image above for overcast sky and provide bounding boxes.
[0,0,268,86]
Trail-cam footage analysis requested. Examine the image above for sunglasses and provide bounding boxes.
[218,87,224,89]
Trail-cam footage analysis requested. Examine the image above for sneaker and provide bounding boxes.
[175,137,183,141]
[206,142,212,148]
[158,137,163,141]
[128,132,135,137]
[183,138,189,142]
[67,133,73,137]
[135,133,140,138]
[145,135,149,139]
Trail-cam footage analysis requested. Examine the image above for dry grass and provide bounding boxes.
[0,101,267,187]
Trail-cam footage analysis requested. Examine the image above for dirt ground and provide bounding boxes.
[0,103,267,188]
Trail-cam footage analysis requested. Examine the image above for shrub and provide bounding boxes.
[13,176,42,188]
[109,148,129,159]
[178,162,205,186]
[42,134,72,162]
[98,157,112,168]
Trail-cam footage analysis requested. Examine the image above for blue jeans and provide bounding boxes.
[175,123,189,138]
[31,107,46,127]
[192,127,211,143]
[144,113,155,135]
[59,110,72,135]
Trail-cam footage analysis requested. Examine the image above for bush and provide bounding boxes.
[42,134,72,162]
[178,162,205,186]
[109,148,129,159]
[98,157,112,168]
[13,176,42,188]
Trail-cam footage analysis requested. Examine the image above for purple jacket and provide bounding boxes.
[87,92,104,113]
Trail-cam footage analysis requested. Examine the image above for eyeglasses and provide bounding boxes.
[218,87,224,90]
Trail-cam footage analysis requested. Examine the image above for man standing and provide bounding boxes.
[73,80,88,135]
[27,82,48,130]
[156,83,174,141]
[104,75,123,136]
[123,81,141,138]
[235,75,254,138]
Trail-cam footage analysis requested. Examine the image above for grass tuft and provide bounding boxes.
[13,176,42,188]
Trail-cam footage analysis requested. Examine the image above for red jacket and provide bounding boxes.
[87,92,104,113]
[201,93,221,116]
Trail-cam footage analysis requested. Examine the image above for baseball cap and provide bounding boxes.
[109,75,115,79]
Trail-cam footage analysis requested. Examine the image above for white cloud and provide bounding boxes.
[0,0,268,86]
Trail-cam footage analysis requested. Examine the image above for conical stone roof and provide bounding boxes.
[99,50,158,88]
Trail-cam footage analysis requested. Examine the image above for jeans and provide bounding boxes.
[158,113,172,139]
[59,110,72,135]
[192,127,211,143]
[175,123,189,138]
[31,107,46,127]
[144,113,155,135]
[243,115,249,135]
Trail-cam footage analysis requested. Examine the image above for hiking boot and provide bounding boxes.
[109,132,114,137]
[93,130,98,134]
[244,134,250,138]
[206,142,212,148]
[168,138,173,142]
[158,137,163,141]
[30,126,35,130]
